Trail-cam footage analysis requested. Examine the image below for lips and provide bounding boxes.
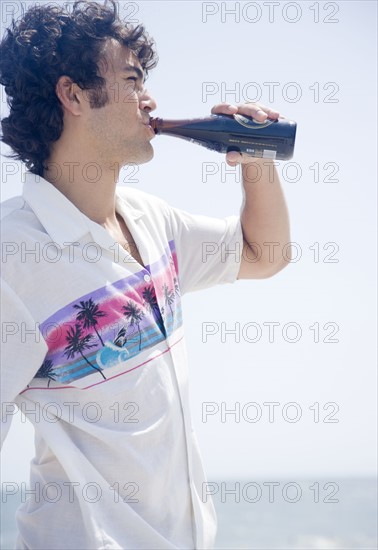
[143,122,155,138]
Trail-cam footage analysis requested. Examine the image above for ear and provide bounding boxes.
[55,76,83,115]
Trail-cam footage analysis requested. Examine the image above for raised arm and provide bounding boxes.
[211,102,291,279]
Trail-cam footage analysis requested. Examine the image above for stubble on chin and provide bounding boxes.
[114,140,154,169]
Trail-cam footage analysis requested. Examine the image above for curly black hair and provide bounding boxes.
[0,0,158,176]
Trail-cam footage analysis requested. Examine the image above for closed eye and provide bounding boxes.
[124,77,144,95]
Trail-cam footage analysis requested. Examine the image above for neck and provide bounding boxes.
[43,147,122,226]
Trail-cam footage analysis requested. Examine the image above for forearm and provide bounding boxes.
[240,158,291,275]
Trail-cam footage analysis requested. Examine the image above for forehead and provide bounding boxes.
[100,38,143,76]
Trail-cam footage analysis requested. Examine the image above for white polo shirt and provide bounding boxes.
[1,172,243,550]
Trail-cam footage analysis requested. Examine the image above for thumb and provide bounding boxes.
[226,151,242,165]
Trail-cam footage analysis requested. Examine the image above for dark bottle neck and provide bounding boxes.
[149,117,162,134]
[149,116,215,135]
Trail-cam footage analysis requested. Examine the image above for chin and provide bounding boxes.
[124,144,154,166]
[140,145,154,164]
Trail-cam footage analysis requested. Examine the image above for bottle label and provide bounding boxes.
[233,113,275,130]
[244,148,277,159]
[263,149,277,159]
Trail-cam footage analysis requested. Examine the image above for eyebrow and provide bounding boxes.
[121,64,145,82]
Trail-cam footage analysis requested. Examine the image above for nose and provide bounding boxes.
[139,88,157,113]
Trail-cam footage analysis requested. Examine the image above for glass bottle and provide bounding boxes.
[150,113,297,160]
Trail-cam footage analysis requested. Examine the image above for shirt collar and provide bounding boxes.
[22,171,145,249]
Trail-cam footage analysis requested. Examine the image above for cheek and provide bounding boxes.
[124,88,138,103]
[118,83,139,104]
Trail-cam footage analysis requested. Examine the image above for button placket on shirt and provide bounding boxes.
[113,200,200,545]
[114,198,169,336]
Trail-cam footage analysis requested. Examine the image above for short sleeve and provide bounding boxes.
[167,205,243,295]
[0,278,48,448]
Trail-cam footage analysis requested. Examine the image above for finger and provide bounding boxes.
[226,151,242,166]
[211,103,239,115]
[237,103,280,121]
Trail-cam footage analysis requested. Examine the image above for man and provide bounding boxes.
[0,1,291,548]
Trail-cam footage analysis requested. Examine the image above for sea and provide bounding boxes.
[1,478,377,549]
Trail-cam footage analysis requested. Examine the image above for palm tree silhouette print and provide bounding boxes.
[64,323,106,380]
[163,283,175,318]
[73,298,107,346]
[122,301,145,351]
[142,285,166,336]
[35,359,56,387]
[173,277,180,297]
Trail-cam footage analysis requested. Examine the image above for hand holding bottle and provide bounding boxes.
[150,103,296,161]
[210,102,281,166]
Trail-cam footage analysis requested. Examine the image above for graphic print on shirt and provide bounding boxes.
[31,242,182,387]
